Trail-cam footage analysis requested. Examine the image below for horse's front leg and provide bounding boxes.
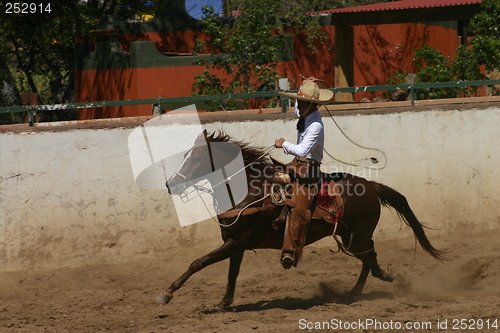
[213,252,244,310]
[156,239,240,305]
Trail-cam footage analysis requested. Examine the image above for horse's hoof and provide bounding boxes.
[156,292,172,304]
[281,254,294,269]
[343,292,358,305]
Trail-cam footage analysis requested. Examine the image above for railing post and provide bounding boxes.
[405,74,416,106]
[28,107,35,127]
[22,93,38,127]
[152,97,162,119]
[280,96,288,113]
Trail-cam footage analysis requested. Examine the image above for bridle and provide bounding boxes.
[168,144,212,196]
[171,130,216,185]
[169,137,277,226]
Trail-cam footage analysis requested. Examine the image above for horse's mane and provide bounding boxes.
[208,131,274,170]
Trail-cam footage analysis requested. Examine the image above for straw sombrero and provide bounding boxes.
[279,81,334,104]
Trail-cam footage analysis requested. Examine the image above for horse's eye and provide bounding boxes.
[192,147,204,159]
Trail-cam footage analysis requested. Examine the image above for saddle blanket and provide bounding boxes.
[313,178,344,224]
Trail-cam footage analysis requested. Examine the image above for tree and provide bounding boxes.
[192,1,293,111]
[0,0,155,124]
[465,0,500,74]
[412,45,460,99]
[193,0,392,111]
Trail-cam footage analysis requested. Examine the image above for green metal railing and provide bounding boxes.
[1,80,499,126]
[333,79,500,105]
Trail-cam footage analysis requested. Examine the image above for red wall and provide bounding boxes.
[76,65,218,118]
[353,23,461,100]
[278,25,336,91]
[76,23,462,119]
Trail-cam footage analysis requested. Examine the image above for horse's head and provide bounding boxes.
[167,129,274,216]
[166,130,215,195]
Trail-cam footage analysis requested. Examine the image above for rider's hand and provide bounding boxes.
[275,138,285,148]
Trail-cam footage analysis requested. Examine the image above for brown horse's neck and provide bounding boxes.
[207,131,279,209]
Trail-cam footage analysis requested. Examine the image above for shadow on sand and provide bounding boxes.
[204,282,394,313]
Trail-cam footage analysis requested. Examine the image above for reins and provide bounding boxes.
[208,144,275,190]
[183,143,277,228]
[219,194,271,227]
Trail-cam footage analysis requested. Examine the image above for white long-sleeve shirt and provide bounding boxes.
[282,105,324,163]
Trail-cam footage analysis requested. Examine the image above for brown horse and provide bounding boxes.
[156,130,444,309]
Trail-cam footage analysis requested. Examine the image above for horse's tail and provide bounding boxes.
[371,181,446,261]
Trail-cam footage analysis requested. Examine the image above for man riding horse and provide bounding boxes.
[274,77,334,269]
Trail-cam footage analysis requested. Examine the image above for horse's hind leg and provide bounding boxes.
[345,254,372,304]
[344,239,393,304]
[214,252,244,310]
[370,243,394,283]
[341,232,377,304]
[156,239,241,305]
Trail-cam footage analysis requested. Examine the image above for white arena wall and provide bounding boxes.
[1,100,499,271]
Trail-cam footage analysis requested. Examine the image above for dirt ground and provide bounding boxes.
[0,228,499,333]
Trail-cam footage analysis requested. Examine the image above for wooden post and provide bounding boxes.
[335,25,354,102]
[405,73,416,103]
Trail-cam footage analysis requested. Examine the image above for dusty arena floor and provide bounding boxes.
[1,228,499,333]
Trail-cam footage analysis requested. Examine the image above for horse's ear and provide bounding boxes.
[203,129,216,142]
[195,130,207,145]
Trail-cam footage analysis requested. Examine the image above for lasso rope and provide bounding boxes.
[323,105,388,170]
[331,233,375,257]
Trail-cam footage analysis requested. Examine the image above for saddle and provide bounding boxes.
[217,157,343,228]
[271,171,344,229]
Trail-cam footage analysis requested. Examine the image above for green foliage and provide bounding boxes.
[452,44,484,82]
[386,70,408,85]
[1,0,80,122]
[0,0,157,124]
[194,0,393,111]
[192,2,285,111]
[409,44,482,99]
[467,0,500,73]
[413,45,458,99]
